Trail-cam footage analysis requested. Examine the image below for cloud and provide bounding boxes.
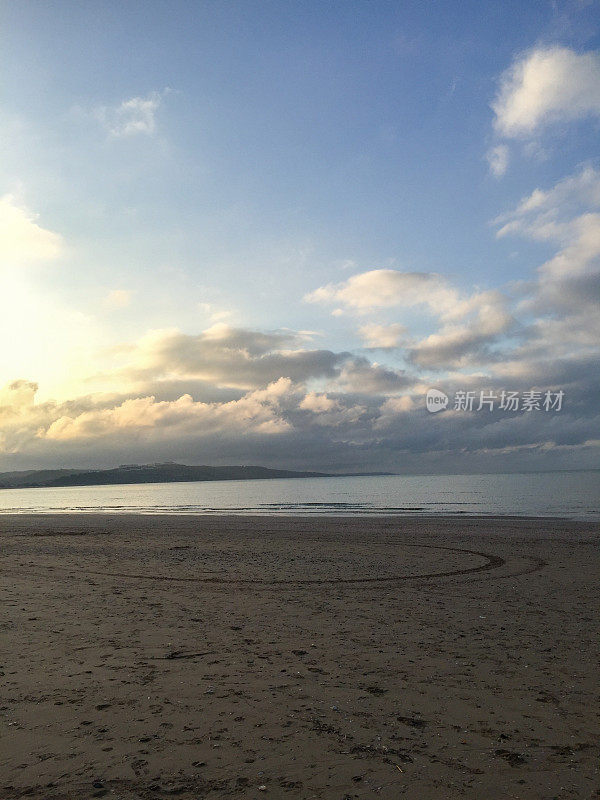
[198,302,233,323]
[496,165,600,229]
[407,290,514,369]
[492,46,600,138]
[0,380,38,408]
[308,269,514,369]
[489,166,600,377]
[373,395,416,428]
[299,392,338,413]
[0,195,64,265]
[305,269,459,314]
[298,392,365,427]
[486,144,510,177]
[334,358,412,394]
[0,248,596,471]
[496,166,600,283]
[359,322,406,348]
[92,324,351,395]
[43,378,293,442]
[95,91,166,138]
[1,361,596,474]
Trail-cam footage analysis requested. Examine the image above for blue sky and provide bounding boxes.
[1,1,599,471]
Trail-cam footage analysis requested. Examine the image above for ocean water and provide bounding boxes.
[0,471,598,519]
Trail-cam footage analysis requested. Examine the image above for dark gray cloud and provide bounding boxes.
[1,347,597,474]
[96,326,349,390]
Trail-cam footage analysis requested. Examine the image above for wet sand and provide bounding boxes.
[0,514,598,799]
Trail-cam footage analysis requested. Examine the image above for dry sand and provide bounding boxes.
[0,513,598,800]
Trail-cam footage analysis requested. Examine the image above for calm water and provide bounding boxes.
[0,471,597,519]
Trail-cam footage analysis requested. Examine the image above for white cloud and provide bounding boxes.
[496,165,600,221]
[305,269,459,315]
[298,391,365,426]
[359,322,406,348]
[496,166,600,280]
[492,166,600,368]
[307,269,514,369]
[407,290,513,368]
[374,395,416,428]
[42,378,293,442]
[486,144,510,177]
[0,195,64,265]
[0,379,38,408]
[493,46,600,138]
[299,392,338,412]
[95,91,166,138]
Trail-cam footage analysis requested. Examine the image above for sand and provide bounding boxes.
[0,513,598,800]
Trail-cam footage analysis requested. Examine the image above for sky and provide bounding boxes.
[1,0,599,473]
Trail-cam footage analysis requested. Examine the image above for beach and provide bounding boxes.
[0,513,598,800]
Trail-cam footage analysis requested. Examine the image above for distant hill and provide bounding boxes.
[0,463,394,490]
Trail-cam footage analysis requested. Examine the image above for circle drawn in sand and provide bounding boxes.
[17,542,510,586]
[2,530,546,587]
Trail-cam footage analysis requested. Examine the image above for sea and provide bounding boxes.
[0,471,598,519]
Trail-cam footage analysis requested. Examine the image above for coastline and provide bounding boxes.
[1,514,598,799]
[0,470,598,521]
[0,510,597,521]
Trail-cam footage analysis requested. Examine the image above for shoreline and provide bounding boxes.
[1,514,598,799]
[0,471,597,522]
[0,511,597,522]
